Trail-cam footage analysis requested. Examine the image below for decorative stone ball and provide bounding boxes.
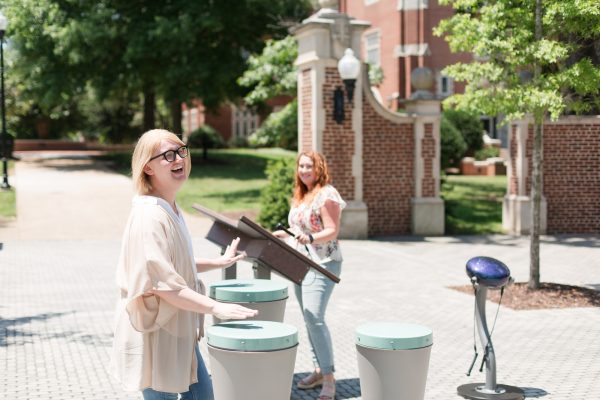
[466,256,511,288]
[411,67,434,91]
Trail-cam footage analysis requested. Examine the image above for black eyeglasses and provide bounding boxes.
[149,146,189,162]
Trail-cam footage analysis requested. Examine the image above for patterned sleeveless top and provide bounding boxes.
[288,184,346,263]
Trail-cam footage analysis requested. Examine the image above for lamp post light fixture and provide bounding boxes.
[333,48,360,124]
[0,11,9,189]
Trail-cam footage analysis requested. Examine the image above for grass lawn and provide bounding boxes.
[441,175,506,234]
[98,149,506,233]
[180,148,295,214]
[0,160,16,219]
[97,148,296,214]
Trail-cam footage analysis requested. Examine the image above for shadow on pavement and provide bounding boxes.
[0,311,113,347]
[521,386,549,398]
[0,311,72,346]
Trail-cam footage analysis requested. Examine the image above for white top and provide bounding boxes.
[134,196,196,283]
[111,195,205,393]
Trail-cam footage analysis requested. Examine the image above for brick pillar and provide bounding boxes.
[293,6,370,239]
[403,99,444,235]
[293,4,444,237]
[503,118,547,234]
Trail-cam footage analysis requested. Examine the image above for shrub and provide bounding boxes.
[474,146,500,160]
[441,115,467,169]
[229,136,249,148]
[187,124,225,159]
[443,109,484,155]
[248,100,297,150]
[258,157,295,230]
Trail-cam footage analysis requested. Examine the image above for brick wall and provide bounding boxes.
[509,120,600,233]
[421,123,436,197]
[321,67,356,200]
[302,67,424,236]
[301,69,313,152]
[362,98,414,236]
[508,125,519,195]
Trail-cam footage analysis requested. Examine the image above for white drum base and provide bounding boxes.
[357,344,432,400]
[208,344,297,400]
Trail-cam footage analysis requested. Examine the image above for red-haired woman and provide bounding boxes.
[274,151,346,400]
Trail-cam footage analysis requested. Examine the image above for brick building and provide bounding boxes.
[340,0,469,109]
[340,0,508,145]
[181,96,291,143]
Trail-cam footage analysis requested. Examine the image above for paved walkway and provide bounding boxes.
[1,153,599,399]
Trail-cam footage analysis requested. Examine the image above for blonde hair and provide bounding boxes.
[131,129,190,195]
[292,151,331,205]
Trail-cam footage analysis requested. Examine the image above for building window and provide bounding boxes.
[437,73,454,97]
[397,0,428,10]
[364,31,380,66]
[232,105,260,139]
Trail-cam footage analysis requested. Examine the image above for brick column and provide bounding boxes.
[293,7,370,239]
[404,99,444,235]
[502,119,547,234]
[293,5,445,237]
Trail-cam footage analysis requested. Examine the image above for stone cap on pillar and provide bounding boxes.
[291,0,370,62]
[410,67,435,100]
[399,67,441,115]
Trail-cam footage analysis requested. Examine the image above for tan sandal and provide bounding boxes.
[297,371,324,389]
[318,380,336,399]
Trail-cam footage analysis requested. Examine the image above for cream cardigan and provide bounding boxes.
[111,197,205,393]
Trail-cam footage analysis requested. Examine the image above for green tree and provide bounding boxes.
[435,0,600,289]
[248,100,298,150]
[186,125,224,160]
[443,109,484,155]
[239,36,298,106]
[4,0,312,139]
[238,35,299,149]
[440,115,467,169]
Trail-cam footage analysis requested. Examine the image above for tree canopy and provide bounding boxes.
[435,0,599,289]
[434,0,600,121]
[3,0,312,139]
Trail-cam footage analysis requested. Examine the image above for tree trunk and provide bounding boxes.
[529,0,543,290]
[170,100,183,138]
[529,119,543,290]
[143,86,155,132]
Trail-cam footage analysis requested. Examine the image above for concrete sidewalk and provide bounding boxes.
[1,153,599,399]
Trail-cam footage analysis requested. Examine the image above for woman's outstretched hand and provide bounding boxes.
[216,237,246,268]
[211,302,258,320]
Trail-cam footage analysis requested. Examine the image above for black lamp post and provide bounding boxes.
[333,48,360,124]
[0,11,9,189]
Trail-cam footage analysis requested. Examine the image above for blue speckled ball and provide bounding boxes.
[466,256,511,288]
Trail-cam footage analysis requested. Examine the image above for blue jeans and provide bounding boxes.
[294,259,342,375]
[142,345,214,400]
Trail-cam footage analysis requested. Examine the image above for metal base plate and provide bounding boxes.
[457,383,524,400]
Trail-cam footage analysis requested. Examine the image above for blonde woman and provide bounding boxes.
[111,129,257,400]
[274,151,346,400]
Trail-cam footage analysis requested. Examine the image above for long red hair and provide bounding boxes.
[292,151,331,205]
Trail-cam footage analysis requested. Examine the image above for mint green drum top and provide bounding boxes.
[207,320,298,352]
[355,322,433,350]
[209,279,289,303]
